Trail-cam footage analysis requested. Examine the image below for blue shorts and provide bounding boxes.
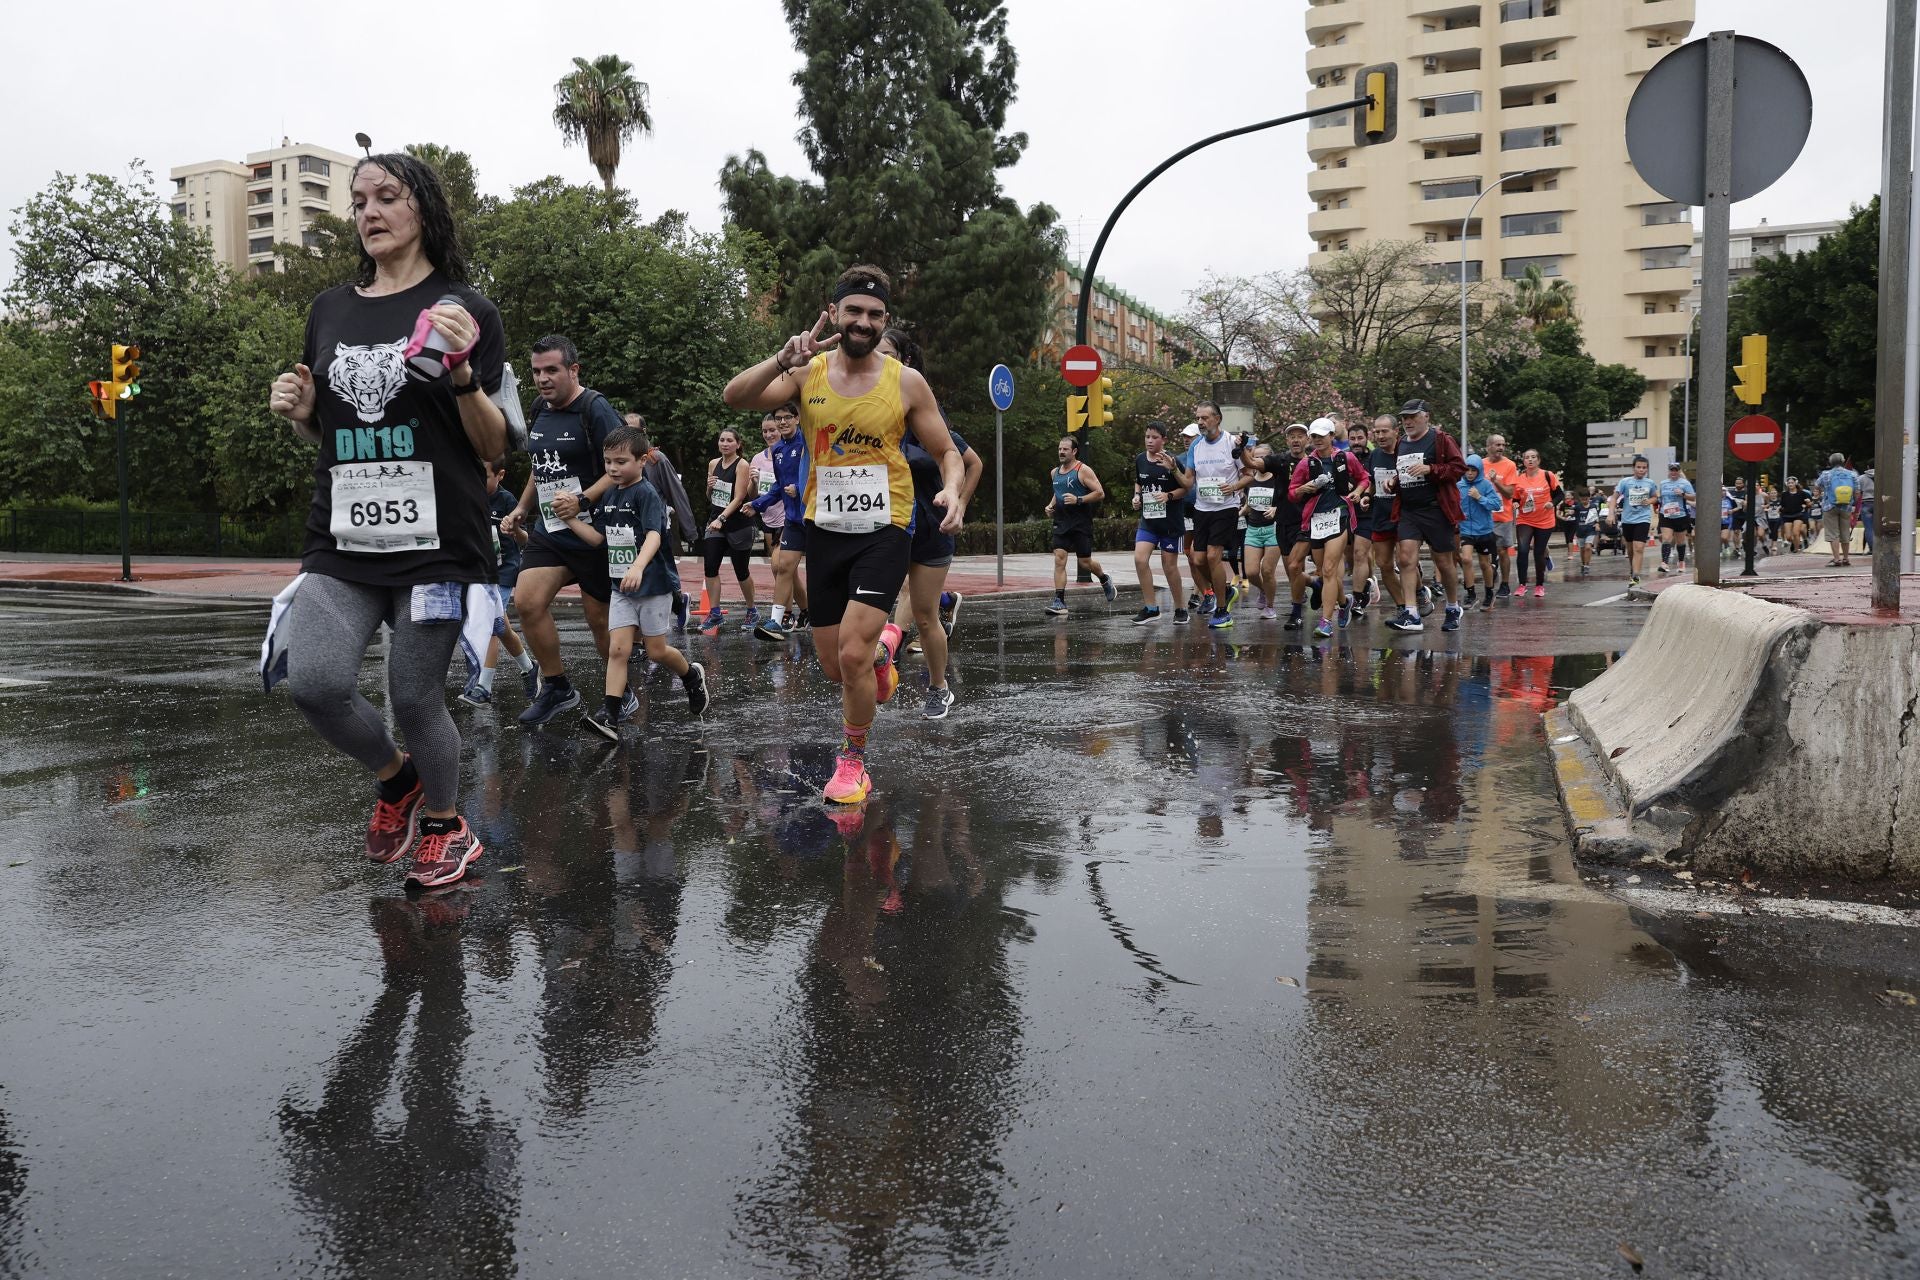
[1135,527,1180,554]
[1243,524,1278,549]
[778,522,807,553]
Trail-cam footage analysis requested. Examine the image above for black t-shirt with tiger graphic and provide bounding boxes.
[299,273,505,588]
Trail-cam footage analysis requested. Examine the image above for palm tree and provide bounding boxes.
[1512,263,1577,327]
[552,55,652,193]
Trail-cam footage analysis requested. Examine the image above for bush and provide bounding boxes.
[1,505,304,557]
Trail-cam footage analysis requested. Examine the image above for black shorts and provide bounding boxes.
[1395,503,1457,553]
[521,535,613,602]
[1192,507,1240,550]
[1051,522,1094,558]
[1623,522,1651,545]
[910,502,955,567]
[1462,532,1497,555]
[1663,516,1694,534]
[778,522,807,553]
[804,522,910,627]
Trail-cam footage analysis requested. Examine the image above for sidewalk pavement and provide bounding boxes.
[1625,548,1920,627]
[0,550,1158,606]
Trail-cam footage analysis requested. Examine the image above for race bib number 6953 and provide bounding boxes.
[330,462,439,553]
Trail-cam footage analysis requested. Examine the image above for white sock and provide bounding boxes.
[510,649,533,673]
[770,605,785,625]
[477,666,497,692]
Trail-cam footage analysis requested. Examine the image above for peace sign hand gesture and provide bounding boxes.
[775,311,842,373]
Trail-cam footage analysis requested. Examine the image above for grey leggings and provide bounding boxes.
[284,573,462,811]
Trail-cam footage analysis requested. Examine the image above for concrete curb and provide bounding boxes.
[0,578,158,598]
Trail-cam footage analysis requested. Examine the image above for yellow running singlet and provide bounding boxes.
[799,354,916,533]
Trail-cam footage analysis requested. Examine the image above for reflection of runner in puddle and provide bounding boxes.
[277,895,519,1275]
[733,787,1029,1272]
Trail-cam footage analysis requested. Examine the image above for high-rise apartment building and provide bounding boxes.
[1304,0,1696,446]
[169,140,359,276]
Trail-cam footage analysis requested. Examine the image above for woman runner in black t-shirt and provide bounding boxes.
[701,426,760,629]
[267,153,507,890]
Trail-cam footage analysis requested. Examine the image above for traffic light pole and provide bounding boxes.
[1073,94,1371,348]
[116,406,131,582]
[1741,462,1759,577]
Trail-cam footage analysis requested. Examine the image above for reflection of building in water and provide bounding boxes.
[277,896,520,1277]
[733,787,1033,1274]
[1299,651,1688,1151]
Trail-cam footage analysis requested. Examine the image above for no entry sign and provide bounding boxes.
[1728,414,1782,463]
[1061,344,1103,388]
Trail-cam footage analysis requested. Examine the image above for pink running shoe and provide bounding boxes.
[1532,584,1546,599]
[824,752,871,805]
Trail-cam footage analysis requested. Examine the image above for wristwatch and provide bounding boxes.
[452,378,483,397]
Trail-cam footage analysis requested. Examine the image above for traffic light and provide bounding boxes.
[87,380,116,419]
[1733,333,1767,405]
[1354,64,1398,146]
[1067,394,1088,431]
[1085,375,1114,429]
[111,344,141,400]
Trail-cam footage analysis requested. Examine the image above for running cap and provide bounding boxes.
[1397,398,1429,416]
[1285,422,1309,435]
[1181,423,1200,437]
[1668,461,1682,470]
[1308,417,1337,437]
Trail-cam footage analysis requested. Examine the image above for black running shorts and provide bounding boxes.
[804,522,910,627]
[1050,522,1094,558]
[1396,503,1457,553]
[1192,507,1240,551]
[521,537,613,602]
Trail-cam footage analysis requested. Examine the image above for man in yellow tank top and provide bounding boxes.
[724,264,967,805]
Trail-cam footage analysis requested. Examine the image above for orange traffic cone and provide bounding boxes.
[696,586,711,616]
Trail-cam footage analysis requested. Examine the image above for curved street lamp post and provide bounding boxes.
[1458,169,1547,449]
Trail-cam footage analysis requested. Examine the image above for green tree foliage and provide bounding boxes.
[1476,317,1645,481]
[469,177,778,472]
[553,55,653,194]
[717,0,1064,404]
[1732,199,1879,472]
[0,165,300,509]
[1512,262,1577,326]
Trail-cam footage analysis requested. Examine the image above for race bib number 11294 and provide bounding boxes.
[813,465,891,533]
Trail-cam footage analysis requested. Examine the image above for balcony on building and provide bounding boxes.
[1629,264,1694,295]
[1309,205,1365,237]
[1418,177,1483,224]
[1625,306,1693,340]
[1497,0,1572,42]
[296,156,333,183]
[1306,0,1354,41]
[1307,35,1362,78]
[1412,92,1483,142]
[297,182,331,212]
[1415,48,1482,83]
[1412,149,1483,186]
[1413,26,1481,62]
[247,167,272,188]
[247,212,274,232]
[170,202,187,221]
[1498,123,1568,170]
[1308,72,1355,108]
[1631,0,1695,27]
[1308,165,1359,198]
[1306,110,1355,159]
[1635,354,1691,382]
[247,236,276,262]
[1416,216,1482,243]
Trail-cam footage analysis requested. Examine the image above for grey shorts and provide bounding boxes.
[1493,521,1517,549]
[609,590,674,638]
[1822,507,1851,542]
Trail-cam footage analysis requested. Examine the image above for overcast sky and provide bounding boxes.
[0,1,1883,317]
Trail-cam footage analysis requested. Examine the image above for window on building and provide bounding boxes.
[1425,261,1484,284]
[1642,201,1689,226]
[1501,210,1563,236]
[1501,125,1560,150]
[1501,255,1563,278]
[173,177,186,193]
[1422,178,1482,200]
[248,236,274,256]
[1311,112,1352,130]
[1642,245,1689,270]
[1420,91,1481,117]
[1645,345,1659,358]
[1500,0,1558,19]
[281,190,288,205]
[252,167,271,181]
[171,202,187,220]
[281,163,287,180]
[298,157,330,177]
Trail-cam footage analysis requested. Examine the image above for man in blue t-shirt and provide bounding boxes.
[1655,461,1696,574]
[1609,455,1658,586]
[1816,453,1861,566]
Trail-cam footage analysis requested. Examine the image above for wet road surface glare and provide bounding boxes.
[0,590,1916,1278]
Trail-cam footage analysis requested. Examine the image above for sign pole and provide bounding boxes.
[1742,461,1759,577]
[995,410,1005,588]
[1693,30,1736,588]
[1875,0,1916,608]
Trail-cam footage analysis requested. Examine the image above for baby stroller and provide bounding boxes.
[1596,518,1626,556]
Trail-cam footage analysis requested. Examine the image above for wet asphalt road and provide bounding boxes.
[1,571,1918,1279]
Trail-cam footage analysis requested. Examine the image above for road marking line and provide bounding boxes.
[1584,592,1629,607]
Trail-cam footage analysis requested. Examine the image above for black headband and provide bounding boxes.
[832,278,889,306]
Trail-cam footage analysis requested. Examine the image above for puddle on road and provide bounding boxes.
[0,600,1913,1278]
